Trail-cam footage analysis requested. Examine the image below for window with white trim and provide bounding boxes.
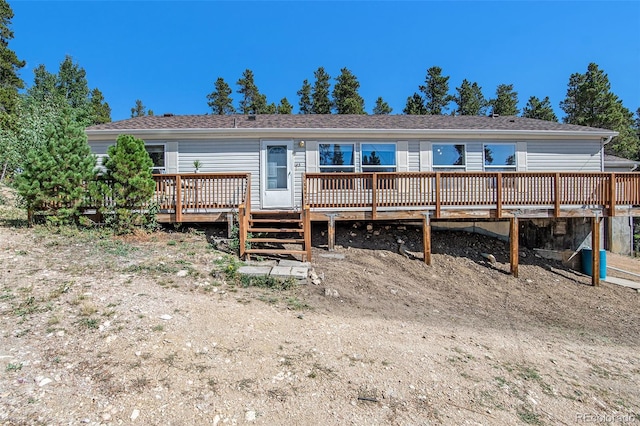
[319,143,355,172]
[433,144,465,171]
[361,143,396,172]
[483,143,516,171]
[145,145,166,173]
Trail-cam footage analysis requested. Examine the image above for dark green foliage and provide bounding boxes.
[521,96,558,122]
[206,77,235,114]
[237,69,268,114]
[332,67,365,114]
[56,55,89,111]
[453,79,487,116]
[489,84,519,116]
[311,67,332,114]
[102,134,155,233]
[297,79,312,114]
[88,88,111,124]
[0,0,25,131]
[373,97,392,115]
[561,63,639,159]
[16,108,96,225]
[420,66,452,115]
[130,99,148,118]
[277,97,293,114]
[403,93,426,115]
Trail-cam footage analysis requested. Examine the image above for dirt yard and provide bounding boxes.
[1,187,639,425]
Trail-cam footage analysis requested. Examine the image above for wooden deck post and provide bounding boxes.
[509,217,519,278]
[304,206,312,262]
[327,213,336,251]
[609,172,616,217]
[435,172,441,219]
[496,172,503,219]
[175,174,183,223]
[553,172,561,218]
[238,205,246,259]
[422,213,431,265]
[371,174,378,220]
[592,215,601,287]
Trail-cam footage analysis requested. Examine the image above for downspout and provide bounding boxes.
[600,135,614,172]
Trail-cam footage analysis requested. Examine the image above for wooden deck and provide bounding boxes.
[149,171,639,285]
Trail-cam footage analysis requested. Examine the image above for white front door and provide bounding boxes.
[261,140,294,209]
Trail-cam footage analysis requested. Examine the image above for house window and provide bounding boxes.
[433,144,465,171]
[483,143,516,171]
[145,145,165,173]
[319,143,355,172]
[361,143,396,172]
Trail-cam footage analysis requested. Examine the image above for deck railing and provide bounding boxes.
[153,173,250,222]
[304,172,640,218]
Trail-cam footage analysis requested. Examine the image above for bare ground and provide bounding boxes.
[1,187,640,425]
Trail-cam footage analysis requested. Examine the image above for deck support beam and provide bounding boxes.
[592,215,601,287]
[422,213,431,265]
[226,213,234,238]
[509,217,519,278]
[326,214,337,251]
[304,206,312,262]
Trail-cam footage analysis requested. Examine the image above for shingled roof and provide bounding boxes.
[87,114,613,133]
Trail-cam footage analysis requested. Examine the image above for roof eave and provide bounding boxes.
[85,127,618,141]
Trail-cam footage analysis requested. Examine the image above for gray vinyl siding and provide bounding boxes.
[293,142,306,208]
[177,139,261,207]
[526,140,601,172]
[408,141,420,171]
[465,143,484,171]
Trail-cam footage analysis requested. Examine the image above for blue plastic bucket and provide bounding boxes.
[581,248,607,279]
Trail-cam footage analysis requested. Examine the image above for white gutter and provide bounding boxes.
[86,127,618,141]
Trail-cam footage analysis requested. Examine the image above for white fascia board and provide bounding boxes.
[86,127,618,141]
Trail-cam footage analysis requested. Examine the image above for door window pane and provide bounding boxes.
[267,146,287,189]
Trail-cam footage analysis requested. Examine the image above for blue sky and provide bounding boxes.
[10,1,640,122]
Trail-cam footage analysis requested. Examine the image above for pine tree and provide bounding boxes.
[297,79,312,114]
[453,79,487,116]
[237,69,266,114]
[206,77,235,115]
[26,65,58,105]
[373,97,392,114]
[56,55,89,111]
[0,0,25,131]
[403,93,426,115]
[277,97,293,114]
[16,108,96,224]
[311,67,332,114]
[521,96,558,122]
[102,134,155,233]
[419,66,452,115]
[560,63,639,158]
[489,84,519,116]
[332,67,365,114]
[131,99,147,118]
[88,88,111,124]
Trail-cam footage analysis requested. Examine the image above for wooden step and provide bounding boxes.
[248,227,304,234]
[249,238,305,244]
[245,249,308,255]
[250,210,299,215]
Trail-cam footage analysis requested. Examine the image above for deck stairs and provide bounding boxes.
[245,210,309,261]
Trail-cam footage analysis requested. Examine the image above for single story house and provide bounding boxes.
[86,114,639,281]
